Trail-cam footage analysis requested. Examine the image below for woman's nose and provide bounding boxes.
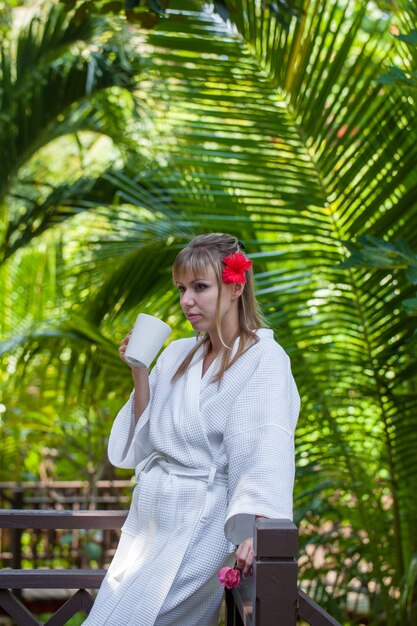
[181,290,195,306]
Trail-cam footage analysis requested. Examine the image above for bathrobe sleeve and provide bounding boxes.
[224,340,300,545]
[107,346,168,470]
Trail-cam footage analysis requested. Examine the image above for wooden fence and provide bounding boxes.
[0,481,131,571]
[0,511,340,625]
[0,482,132,511]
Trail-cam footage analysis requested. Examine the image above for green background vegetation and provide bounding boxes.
[0,0,416,623]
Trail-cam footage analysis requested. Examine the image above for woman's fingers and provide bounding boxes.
[118,332,132,362]
[235,538,254,578]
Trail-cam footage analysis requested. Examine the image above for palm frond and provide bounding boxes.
[0,3,140,260]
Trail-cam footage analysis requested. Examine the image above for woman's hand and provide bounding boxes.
[235,537,254,578]
[118,332,132,366]
[119,332,150,421]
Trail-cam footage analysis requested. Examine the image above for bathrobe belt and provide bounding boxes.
[134,452,228,532]
[135,451,227,488]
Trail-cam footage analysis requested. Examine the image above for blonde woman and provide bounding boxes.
[83,233,300,626]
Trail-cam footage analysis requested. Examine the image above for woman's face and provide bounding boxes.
[175,265,238,335]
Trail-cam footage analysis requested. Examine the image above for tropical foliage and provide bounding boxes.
[1,0,417,623]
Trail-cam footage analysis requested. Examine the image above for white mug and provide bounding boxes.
[125,314,172,368]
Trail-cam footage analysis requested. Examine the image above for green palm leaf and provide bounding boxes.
[0,2,140,260]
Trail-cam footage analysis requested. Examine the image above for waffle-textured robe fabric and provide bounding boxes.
[83,329,300,626]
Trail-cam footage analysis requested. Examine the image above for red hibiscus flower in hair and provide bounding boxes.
[218,566,241,589]
[222,252,253,284]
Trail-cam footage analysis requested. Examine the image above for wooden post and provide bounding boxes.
[253,518,298,626]
[12,488,24,570]
[225,587,244,625]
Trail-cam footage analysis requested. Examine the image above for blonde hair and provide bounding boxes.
[172,233,266,382]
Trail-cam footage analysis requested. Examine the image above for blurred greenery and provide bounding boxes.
[38,613,85,625]
[0,0,416,624]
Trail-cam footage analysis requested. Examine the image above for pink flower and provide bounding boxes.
[222,252,253,284]
[218,566,241,589]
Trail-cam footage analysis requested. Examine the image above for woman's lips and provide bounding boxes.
[187,314,201,320]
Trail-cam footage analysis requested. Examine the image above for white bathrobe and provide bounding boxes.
[83,329,300,626]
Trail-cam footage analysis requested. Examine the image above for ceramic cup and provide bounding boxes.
[124,313,172,368]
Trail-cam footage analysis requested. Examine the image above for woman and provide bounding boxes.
[83,233,300,626]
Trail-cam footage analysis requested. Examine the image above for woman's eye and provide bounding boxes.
[178,286,185,294]
[195,283,207,291]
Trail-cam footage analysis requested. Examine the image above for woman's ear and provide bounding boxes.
[231,282,245,300]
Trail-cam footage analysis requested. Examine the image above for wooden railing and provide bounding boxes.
[0,511,126,625]
[0,481,131,571]
[226,519,340,626]
[0,511,341,625]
